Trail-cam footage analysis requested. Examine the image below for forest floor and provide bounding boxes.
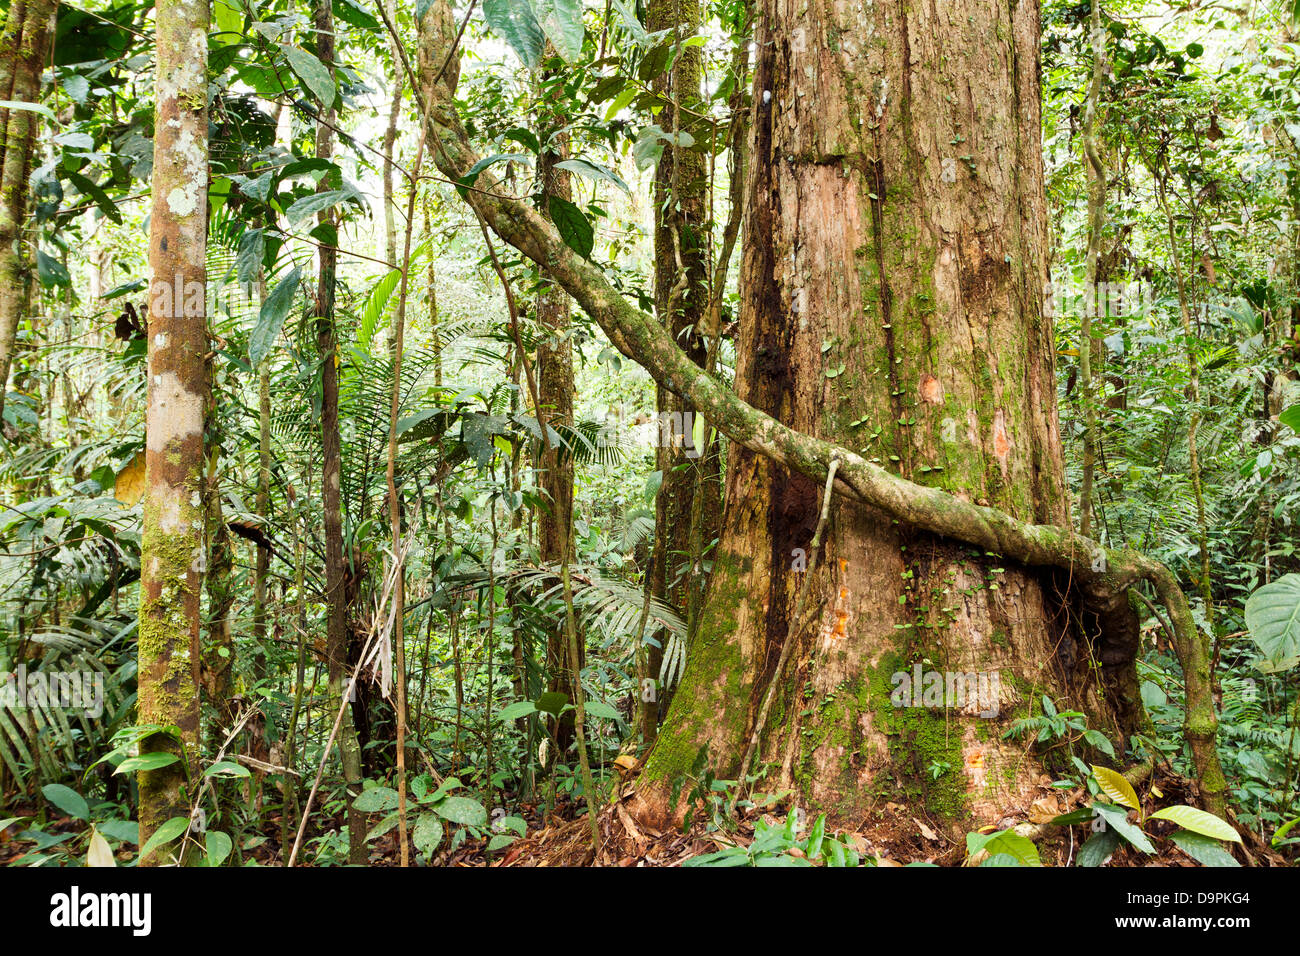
[2,765,1288,867]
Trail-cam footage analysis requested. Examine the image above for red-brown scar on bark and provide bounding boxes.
[992,409,1011,476]
[918,373,943,405]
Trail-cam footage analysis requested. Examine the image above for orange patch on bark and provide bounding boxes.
[918,373,943,405]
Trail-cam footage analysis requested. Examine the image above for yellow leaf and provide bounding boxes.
[1092,765,1140,811]
[113,451,146,507]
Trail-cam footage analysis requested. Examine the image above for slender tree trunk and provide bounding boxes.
[0,0,57,428]
[312,0,366,866]
[536,69,580,754]
[1078,3,1106,539]
[629,0,1142,829]
[138,0,209,863]
[642,0,720,745]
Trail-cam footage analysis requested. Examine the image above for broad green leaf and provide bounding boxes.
[1244,573,1300,667]
[353,786,400,813]
[1273,815,1300,846]
[1279,404,1300,434]
[534,690,568,715]
[204,760,251,778]
[249,264,302,368]
[554,157,630,194]
[584,700,622,721]
[138,816,189,864]
[482,0,545,68]
[1169,829,1239,866]
[285,188,355,227]
[114,751,181,775]
[213,0,242,36]
[97,820,138,844]
[282,46,335,107]
[496,700,538,721]
[532,0,585,61]
[548,195,593,259]
[1077,829,1119,866]
[1092,802,1155,853]
[413,813,443,859]
[35,249,70,287]
[41,784,89,821]
[205,830,233,867]
[434,796,487,827]
[334,0,381,32]
[236,228,265,284]
[0,99,57,121]
[1091,765,1140,810]
[1148,805,1240,843]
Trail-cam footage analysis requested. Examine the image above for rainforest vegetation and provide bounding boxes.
[0,0,1299,870]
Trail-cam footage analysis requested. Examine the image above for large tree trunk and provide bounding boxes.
[632,0,1142,830]
[0,0,57,428]
[414,0,1225,821]
[138,0,208,862]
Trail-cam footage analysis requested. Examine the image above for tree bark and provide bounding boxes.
[413,0,1227,820]
[312,0,367,866]
[138,0,209,863]
[0,0,57,429]
[536,68,581,754]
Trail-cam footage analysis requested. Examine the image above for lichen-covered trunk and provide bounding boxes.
[138,0,209,863]
[634,0,1141,830]
[0,0,57,427]
[643,0,722,744]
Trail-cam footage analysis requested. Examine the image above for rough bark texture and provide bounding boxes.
[537,74,580,754]
[138,0,208,862]
[643,0,721,743]
[631,0,1144,830]
[0,0,57,428]
[414,0,1226,820]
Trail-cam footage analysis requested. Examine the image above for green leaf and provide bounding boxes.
[534,690,568,715]
[41,784,89,821]
[966,827,1041,866]
[1279,405,1300,434]
[496,700,538,721]
[584,700,622,721]
[35,249,70,287]
[1148,805,1240,843]
[204,760,251,778]
[1244,573,1300,667]
[282,46,335,107]
[113,752,181,775]
[96,820,138,844]
[353,786,400,813]
[1076,829,1119,866]
[285,188,355,227]
[205,830,233,867]
[1082,729,1116,759]
[334,0,381,32]
[532,0,585,61]
[1091,765,1140,810]
[482,0,545,68]
[1092,802,1155,853]
[236,228,265,284]
[249,264,302,368]
[554,157,630,194]
[138,816,189,863]
[548,195,594,259]
[213,0,242,36]
[1169,829,1239,866]
[0,99,57,121]
[487,833,516,851]
[412,813,443,860]
[434,796,488,827]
